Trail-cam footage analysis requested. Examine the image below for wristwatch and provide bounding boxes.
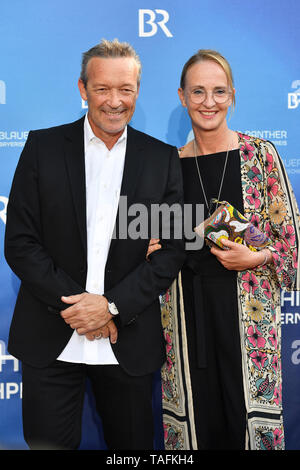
[105,299,119,316]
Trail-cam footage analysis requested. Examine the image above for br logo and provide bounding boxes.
[138,9,173,37]
[288,80,300,109]
[0,196,8,225]
[0,80,6,104]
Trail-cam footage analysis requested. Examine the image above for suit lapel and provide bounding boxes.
[108,126,145,259]
[63,122,145,261]
[63,117,87,256]
[119,125,144,200]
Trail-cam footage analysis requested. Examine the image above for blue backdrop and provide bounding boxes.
[0,0,299,450]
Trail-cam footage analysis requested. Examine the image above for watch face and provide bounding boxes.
[109,302,119,316]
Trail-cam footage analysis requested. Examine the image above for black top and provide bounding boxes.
[181,149,243,276]
[179,149,246,448]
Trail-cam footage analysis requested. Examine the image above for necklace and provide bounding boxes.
[193,139,231,216]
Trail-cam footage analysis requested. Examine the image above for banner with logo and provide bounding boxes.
[0,0,299,450]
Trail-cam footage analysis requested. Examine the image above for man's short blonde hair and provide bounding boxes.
[80,38,142,86]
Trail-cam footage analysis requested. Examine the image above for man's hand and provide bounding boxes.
[60,293,112,335]
[85,320,118,344]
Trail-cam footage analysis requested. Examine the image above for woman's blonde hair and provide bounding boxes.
[180,49,235,108]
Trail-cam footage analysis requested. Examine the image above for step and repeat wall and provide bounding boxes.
[0,0,299,450]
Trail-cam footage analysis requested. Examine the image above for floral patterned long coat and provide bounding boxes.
[161,133,300,450]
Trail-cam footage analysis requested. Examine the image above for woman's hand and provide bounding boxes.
[210,238,272,271]
[146,238,161,260]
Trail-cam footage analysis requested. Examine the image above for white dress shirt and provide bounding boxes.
[57,114,126,364]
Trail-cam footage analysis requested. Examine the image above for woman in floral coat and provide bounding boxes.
[151,50,300,450]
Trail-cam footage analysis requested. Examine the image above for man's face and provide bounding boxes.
[78,57,140,146]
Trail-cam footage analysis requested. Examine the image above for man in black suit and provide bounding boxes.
[4,39,185,450]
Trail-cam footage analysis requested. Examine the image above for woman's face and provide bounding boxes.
[178,60,234,134]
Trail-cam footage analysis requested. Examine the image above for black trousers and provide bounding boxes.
[182,269,246,450]
[22,360,154,450]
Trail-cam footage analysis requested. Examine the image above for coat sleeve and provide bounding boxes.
[104,146,186,327]
[262,140,300,291]
[4,131,85,311]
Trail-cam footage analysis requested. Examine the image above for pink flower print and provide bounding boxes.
[246,186,261,209]
[247,165,262,183]
[242,272,259,294]
[267,176,279,198]
[272,251,280,267]
[241,141,255,161]
[261,279,272,299]
[163,423,168,440]
[271,355,278,374]
[164,333,174,371]
[281,224,296,247]
[264,222,272,237]
[247,325,266,348]
[166,357,173,371]
[250,214,260,229]
[250,350,268,370]
[273,387,281,406]
[273,427,284,447]
[274,241,288,258]
[165,333,172,354]
[239,133,251,140]
[268,326,277,349]
[293,249,298,268]
[266,152,274,173]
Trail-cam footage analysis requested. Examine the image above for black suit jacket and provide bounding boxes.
[5,117,185,375]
